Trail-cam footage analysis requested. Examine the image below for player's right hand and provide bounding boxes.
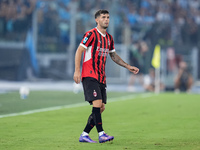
[73,71,81,84]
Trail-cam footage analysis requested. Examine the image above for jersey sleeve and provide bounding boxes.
[80,31,94,49]
[109,35,115,53]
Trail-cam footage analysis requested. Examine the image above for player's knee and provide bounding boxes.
[93,99,103,108]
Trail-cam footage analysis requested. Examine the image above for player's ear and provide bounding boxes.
[95,18,98,25]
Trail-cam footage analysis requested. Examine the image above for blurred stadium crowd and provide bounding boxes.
[0,0,35,41]
[0,0,200,46]
[0,0,199,92]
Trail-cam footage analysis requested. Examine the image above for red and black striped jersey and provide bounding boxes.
[80,27,115,84]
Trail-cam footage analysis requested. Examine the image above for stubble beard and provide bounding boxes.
[103,26,108,29]
[97,22,109,30]
[102,24,109,29]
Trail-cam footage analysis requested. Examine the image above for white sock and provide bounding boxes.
[82,131,89,136]
[98,131,105,136]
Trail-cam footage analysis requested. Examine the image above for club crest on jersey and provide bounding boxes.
[83,37,88,44]
[93,90,97,97]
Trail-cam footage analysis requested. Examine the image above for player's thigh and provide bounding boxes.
[92,99,103,108]
[100,103,105,113]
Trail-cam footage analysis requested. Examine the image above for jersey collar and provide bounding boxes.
[96,27,106,37]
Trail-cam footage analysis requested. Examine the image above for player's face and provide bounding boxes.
[96,14,109,29]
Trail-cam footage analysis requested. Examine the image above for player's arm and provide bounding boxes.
[109,51,139,74]
[73,45,86,84]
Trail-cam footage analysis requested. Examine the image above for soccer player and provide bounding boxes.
[73,9,139,143]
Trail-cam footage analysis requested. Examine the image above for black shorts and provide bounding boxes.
[82,77,107,105]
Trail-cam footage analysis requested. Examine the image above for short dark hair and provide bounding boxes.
[95,9,109,19]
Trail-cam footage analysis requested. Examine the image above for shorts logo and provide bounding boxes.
[93,90,97,97]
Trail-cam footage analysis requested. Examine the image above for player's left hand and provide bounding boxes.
[128,66,139,74]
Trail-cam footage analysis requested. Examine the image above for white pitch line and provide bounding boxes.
[0,93,153,119]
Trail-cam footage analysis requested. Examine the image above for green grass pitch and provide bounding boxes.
[0,91,200,150]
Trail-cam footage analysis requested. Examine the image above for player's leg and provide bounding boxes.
[100,103,105,113]
[82,102,105,134]
[80,77,113,143]
[79,78,102,143]
[97,83,114,143]
[92,99,104,134]
[92,100,114,143]
[82,114,95,133]
[79,99,104,143]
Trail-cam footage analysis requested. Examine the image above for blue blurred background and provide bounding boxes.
[0,0,199,92]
